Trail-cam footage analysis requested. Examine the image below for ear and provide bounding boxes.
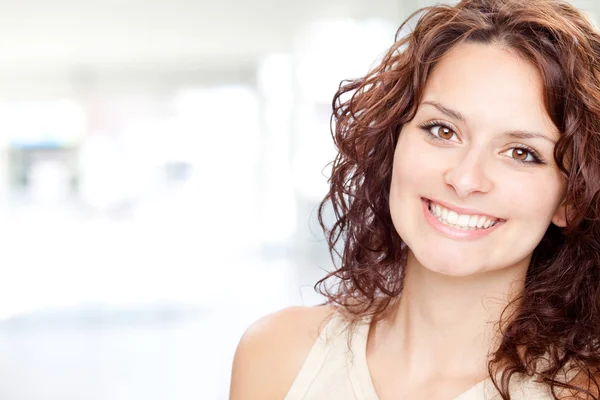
[551,199,569,228]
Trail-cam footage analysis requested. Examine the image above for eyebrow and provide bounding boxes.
[419,101,557,144]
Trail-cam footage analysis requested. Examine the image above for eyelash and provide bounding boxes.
[416,120,546,166]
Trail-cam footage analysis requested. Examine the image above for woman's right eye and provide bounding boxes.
[418,122,460,142]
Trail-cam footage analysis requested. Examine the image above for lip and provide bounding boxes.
[421,198,504,240]
[426,198,502,221]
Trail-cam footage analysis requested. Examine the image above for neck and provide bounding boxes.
[376,250,528,380]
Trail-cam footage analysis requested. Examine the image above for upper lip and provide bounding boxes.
[425,198,503,221]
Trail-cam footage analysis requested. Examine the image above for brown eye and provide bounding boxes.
[431,125,457,141]
[501,147,540,164]
[510,148,531,161]
[418,122,460,142]
[438,126,455,140]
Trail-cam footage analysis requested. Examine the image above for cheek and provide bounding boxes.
[392,131,441,187]
[499,171,565,223]
[390,132,442,241]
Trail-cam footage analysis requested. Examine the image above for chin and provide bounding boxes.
[411,249,488,277]
[423,262,482,277]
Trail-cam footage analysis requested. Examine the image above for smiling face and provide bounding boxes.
[389,42,567,277]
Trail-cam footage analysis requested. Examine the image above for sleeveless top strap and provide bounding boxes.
[284,309,578,400]
[283,313,337,399]
[284,311,377,400]
[347,316,380,399]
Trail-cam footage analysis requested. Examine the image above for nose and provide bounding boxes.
[444,149,493,197]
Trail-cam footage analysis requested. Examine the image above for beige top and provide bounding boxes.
[284,312,567,400]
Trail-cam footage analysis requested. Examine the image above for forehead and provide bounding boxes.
[421,42,558,139]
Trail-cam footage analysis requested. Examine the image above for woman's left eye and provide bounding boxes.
[501,147,541,164]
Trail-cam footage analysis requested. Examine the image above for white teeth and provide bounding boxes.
[447,211,458,224]
[457,214,470,226]
[428,201,499,231]
[468,215,478,228]
[477,216,486,228]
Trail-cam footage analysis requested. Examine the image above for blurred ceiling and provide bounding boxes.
[0,0,407,73]
[0,0,595,94]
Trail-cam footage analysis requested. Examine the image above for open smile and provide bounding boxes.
[421,198,506,239]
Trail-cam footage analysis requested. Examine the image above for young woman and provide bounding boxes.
[230,0,600,398]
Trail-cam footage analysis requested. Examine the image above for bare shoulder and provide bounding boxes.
[559,369,600,399]
[229,305,336,400]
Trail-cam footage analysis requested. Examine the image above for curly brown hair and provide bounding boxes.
[316,0,600,398]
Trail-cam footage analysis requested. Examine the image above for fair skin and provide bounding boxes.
[230,42,568,400]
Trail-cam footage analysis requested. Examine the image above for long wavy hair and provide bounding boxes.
[316,0,600,398]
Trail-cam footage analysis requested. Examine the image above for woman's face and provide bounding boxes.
[390,42,567,277]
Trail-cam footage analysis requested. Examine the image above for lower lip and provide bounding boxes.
[421,198,503,240]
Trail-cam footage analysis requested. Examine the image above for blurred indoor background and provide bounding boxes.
[0,0,597,399]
